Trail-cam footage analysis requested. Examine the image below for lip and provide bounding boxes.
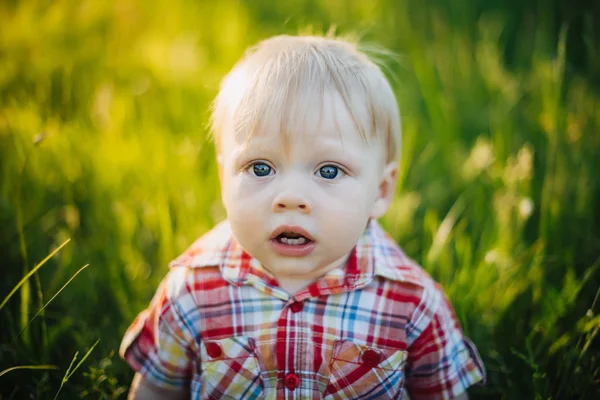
[269,225,316,242]
[269,225,316,257]
[269,238,315,257]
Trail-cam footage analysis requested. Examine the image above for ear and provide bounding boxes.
[370,161,399,219]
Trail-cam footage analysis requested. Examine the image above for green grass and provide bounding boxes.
[1,0,599,398]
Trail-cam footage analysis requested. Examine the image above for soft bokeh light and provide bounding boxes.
[1,0,599,398]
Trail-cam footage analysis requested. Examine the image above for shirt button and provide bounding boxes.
[284,373,300,391]
[362,349,381,367]
[290,302,304,313]
[205,342,222,358]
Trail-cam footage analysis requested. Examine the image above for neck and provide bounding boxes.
[268,253,351,296]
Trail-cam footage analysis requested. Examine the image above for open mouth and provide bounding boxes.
[269,225,316,256]
[275,232,311,246]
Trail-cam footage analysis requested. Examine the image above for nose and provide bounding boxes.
[272,190,311,213]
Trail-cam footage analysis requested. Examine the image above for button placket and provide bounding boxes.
[284,372,300,391]
[290,301,303,313]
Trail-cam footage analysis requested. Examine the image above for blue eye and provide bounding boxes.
[319,165,339,179]
[252,163,272,177]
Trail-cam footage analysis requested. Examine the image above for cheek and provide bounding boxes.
[223,180,267,247]
[318,207,368,255]
[222,177,267,216]
[317,182,372,229]
[221,175,243,215]
[320,180,372,211]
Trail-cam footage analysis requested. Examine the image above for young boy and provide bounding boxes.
[120,34,485,399]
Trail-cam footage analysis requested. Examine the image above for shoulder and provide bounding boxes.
[164,220,234,291]
[368,221,440,293]
[368,221,451,326]
[146,221,235,314]
[158,265,224,309]
[366,228,486,395]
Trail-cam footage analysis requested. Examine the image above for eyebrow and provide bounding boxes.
[230,139,277,166]
[231,134,370,167]
[312,137,366,162]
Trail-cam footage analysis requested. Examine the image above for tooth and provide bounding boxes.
[278,236,308,245]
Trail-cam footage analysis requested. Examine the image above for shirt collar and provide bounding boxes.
[169,219,423,299]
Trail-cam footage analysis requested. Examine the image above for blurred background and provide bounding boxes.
[1,0,599,398]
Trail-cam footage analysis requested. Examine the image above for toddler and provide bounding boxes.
[120,34,486,399]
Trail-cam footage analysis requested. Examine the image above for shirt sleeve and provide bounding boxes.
[119,267,199,389]
[405,283,486,399]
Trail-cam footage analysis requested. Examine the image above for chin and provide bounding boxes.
[270,257,317,272]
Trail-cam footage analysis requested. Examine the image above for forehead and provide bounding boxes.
[226,90,380,155]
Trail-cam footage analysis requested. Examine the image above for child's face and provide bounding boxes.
[218,92,397,285]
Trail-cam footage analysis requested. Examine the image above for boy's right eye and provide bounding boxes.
[249,162,273,177]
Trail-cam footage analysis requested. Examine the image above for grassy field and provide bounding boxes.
[1,0,599,398]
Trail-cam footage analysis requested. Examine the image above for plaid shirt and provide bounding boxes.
[120,219,485,399]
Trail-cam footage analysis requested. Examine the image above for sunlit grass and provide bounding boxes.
[1,0,598,398]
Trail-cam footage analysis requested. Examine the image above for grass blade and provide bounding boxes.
[0,365,59,377]
[0,238,71,311]
[65,339,100,381]
[426,190,469,265]
[10,264,90,344]
[53,351,78,400]
[53,339,100,400]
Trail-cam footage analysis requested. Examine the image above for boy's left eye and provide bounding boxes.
[317,165,342,179]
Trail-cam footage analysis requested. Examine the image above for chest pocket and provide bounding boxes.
[323,339,408,400]
[200,336,264,400]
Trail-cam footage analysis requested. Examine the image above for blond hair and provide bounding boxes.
[210,34,401,163]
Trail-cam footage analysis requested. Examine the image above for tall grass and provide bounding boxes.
[1,0,599,398]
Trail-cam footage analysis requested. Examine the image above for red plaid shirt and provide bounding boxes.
[120,219,485,399]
